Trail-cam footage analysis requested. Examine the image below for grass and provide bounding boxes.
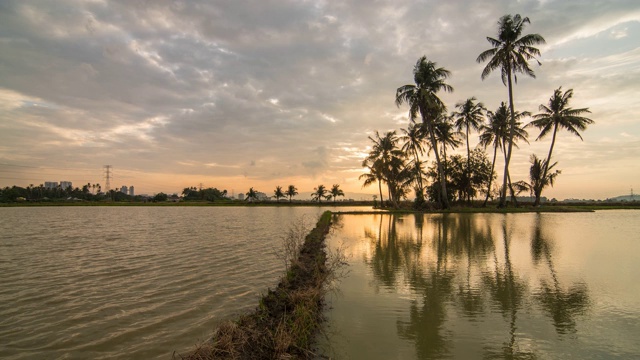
[175,211,334,360]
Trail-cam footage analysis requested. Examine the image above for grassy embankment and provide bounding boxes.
[176,211,333,360]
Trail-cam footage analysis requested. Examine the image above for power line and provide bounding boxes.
[104,165,112,193]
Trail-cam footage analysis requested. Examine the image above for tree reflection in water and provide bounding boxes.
[531,214,590,335]
[358,213,590,359]
[481,218,534,359]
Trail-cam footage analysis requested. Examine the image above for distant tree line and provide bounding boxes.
[0,183,148,203]
[181,187,228,201]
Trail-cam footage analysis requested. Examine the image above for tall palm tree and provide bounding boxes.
[528,87,593,184]
[396,56,454,209]
[273,185,285,203]
[311,184,328,203]
[477,14,545,207]
[479,103,529,206]
[454,97,486,202]
[330,184,345,204]
[285,185,298,203]
[400,120,427,196]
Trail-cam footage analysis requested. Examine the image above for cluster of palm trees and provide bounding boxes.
[245,184,345,203]
[361,14,593,209]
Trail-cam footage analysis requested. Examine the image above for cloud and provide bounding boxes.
[0,0,638,198]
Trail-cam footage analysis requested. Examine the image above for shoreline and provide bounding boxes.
[2,201,639,213]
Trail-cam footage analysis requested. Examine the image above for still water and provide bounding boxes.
[0,206,350,360]
[321,211,640,359]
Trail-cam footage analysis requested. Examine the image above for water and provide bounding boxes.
[0,206,356,360]
[320,210,640,359]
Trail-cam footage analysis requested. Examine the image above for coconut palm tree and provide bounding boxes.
[285,185,298,203]
[311,184,328,203]
[528,87,593,185]
[396,56,454,209]
[273,185,285,202]
[245,187,258,202]
[477,14,545,207]
[454,97,486,202]
[432,113,462,179]
[329,184,345,204]
[513,154,561,205]
[362,130,402,206]
[360,159,385,206]
[400,120,427,196]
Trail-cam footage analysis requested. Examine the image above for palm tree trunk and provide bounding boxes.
[500,65,516,208]
[428,123,450,209]
[483,145,498,207]
[466,125,471,203]
[378,179,384,206]
[541,123,559,190]
[507,170,519,207]
[414,149,423,192]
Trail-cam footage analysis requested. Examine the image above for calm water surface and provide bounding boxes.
[0,206,358,360]
[320,210,640,359]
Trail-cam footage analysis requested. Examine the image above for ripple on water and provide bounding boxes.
[0,206,342,359]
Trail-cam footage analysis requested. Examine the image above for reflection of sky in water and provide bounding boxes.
[321,210,640,359]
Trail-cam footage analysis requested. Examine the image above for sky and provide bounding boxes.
[1,0,639,200]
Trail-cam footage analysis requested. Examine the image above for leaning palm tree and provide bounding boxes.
[273,185,285,203]
[477,14,545,207]
[285,185,298,203]
[329,184,345,204]
[311,184,328,203]
[396,56,454,209]
[514,154,561,206]
[454,97,486,202]
[358,163,384,204]
[528,87,593,186]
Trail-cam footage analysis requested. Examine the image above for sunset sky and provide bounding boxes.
[1,0,638,200]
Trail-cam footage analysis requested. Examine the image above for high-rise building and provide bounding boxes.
[60,181,72,190]
[120,185,128,195]
[44,181,58,189]
[129,186,134,197]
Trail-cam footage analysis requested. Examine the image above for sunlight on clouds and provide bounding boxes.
[129,40,177,77]
[610,27,629,39]
[105,116,168,143]
[0,88,47,111]
[322,113,338,123]
[549,12,640,48]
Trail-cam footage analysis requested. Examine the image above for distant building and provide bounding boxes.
[120,185,128,195]
[44,181,58,189]
[237,193,245,201]
[60,181,72,190]
[256,192,269,201]
[129,186,134,197]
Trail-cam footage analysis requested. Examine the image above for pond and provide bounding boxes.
[319,210,640,359]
